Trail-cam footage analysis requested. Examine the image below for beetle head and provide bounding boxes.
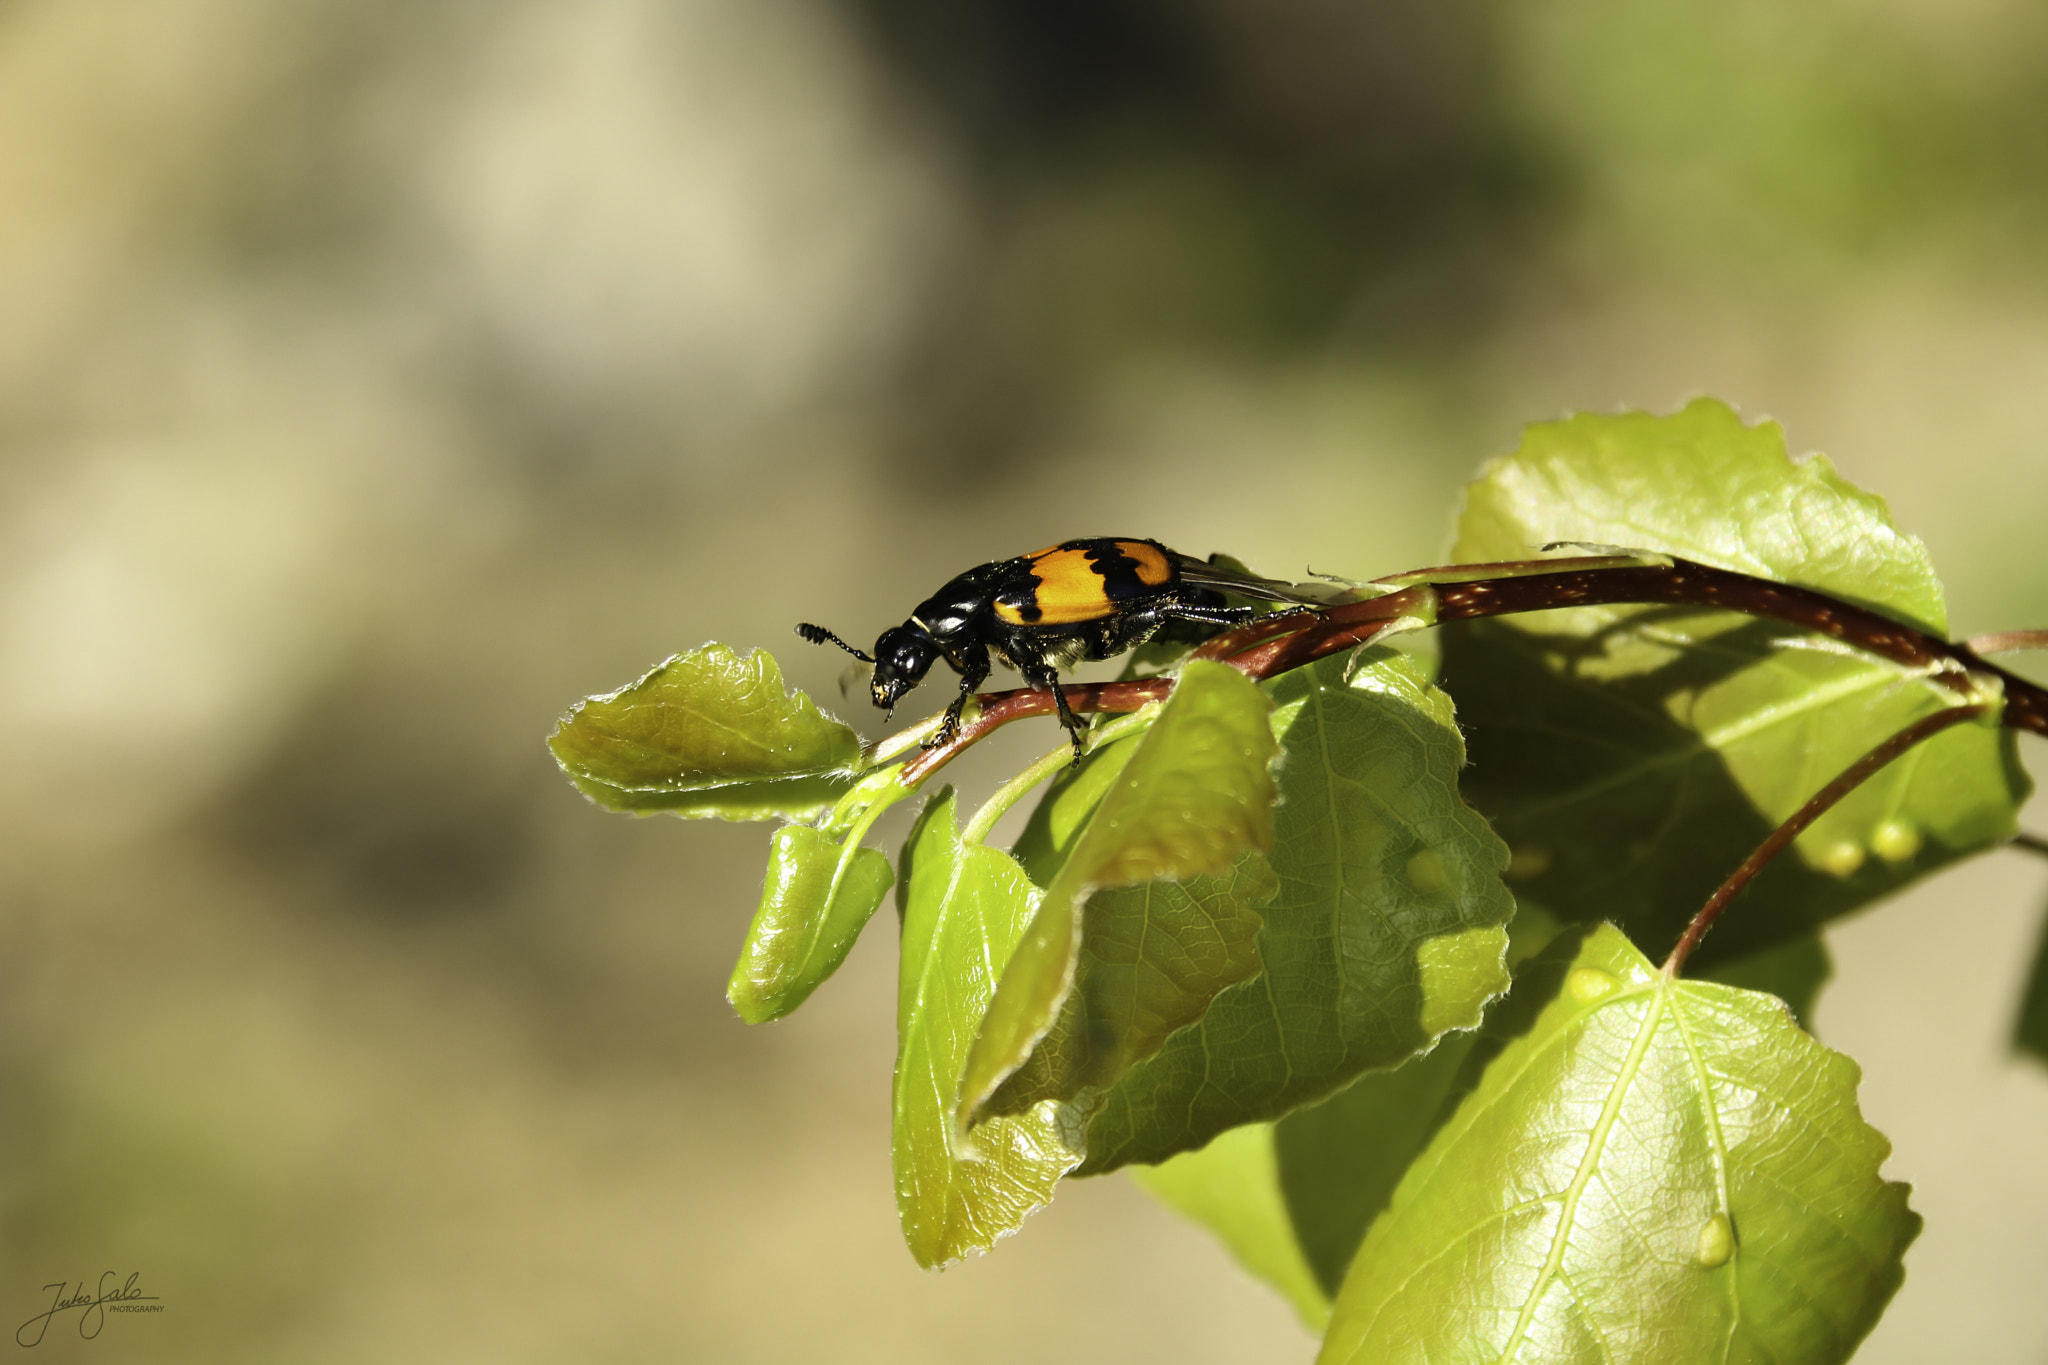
[870,624,939,716]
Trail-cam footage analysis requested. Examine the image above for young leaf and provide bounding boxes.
[727,767,911,1023]
[1132,1124,1332,1332]
[2015,894,2048,1067]
[1319,925,1919,1365]
[985,851,1275,1115]
[1082,649,1515,1172]
[1140,905,1558,1309]
[955,661,1279,1134]
[548,645,863,818]
[1446,399,2028,961]
[730,829,892,1023]
[893,790,1082,1266]
[992,726,1274,1119]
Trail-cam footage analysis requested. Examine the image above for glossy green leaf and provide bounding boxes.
[2015,893,2048,1067]
[987,850,1275,1115]
[893,790,1082,1266]
[958,661,1278,1133]
[1082,649,1516,1172]
[1320,924,1919,1365]
[1461,398,1948,630]
[1161,904,1564,1307]
[1133,1124,1331,1331]
[729,829,892,1023]
[1446,399,2028,961]
[1236,929,1831,1307]
[727,766,912,1023]
[1699,931,1831,1032]
[1009,729,1146,880]
[548,645,863,819]
[1273,1034,1480,1299]
[1245,930,1828,1308]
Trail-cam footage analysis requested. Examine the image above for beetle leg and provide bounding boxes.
[926,645,991,749]
[1015,659,1087,766]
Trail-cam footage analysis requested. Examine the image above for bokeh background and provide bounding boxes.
[2,0,2047,1360]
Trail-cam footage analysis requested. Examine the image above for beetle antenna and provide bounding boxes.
[796,622,876,663]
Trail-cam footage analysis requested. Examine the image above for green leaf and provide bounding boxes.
[1133,1124,1332,1332]
[2015,893,2048,1068]
[1446,399,2028,961]
[957,661,1279,1133]
[1010,729,1146,881]
[1082,649,1516,1172]
[1319,924,1920,1365]
[1241,917,1798,1309]
[548,645,863,819]
[726,765,908,1023]
[1698,931,1832,1032]
[893,790,1082,1266]
[730,829,892,1023]
[1146,907,1568,1312]
[1130,1042,1481,1334]
[986,850,1275,1115]
[1461,398,1949,630]
[1272,1034,1480,1298]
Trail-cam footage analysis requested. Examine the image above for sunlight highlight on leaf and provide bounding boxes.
[1445,399,2027,960]
[893,790,1081,1266]
[1319,925,1919,1365]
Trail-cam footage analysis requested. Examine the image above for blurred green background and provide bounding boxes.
[2,0,2046,1359]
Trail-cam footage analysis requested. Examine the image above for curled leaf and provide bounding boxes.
[549,645,862,819]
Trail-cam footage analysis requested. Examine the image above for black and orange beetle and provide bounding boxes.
[797,536,1323,762]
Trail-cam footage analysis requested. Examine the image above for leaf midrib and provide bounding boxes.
[1495,983,1670,1362]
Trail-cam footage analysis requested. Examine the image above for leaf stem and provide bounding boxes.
[1660,704,1991,979]
[960,709,1157,847]
[2012,832,2048,862]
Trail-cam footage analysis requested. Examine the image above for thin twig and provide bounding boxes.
[1967,630,2048,656]
[893,555,2048,787]
[1661,704,1991,978]
[1188,603,1331,662]
[899,678,1171,785]
[2012,832,2048,861]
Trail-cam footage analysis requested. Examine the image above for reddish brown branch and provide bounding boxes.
[900,678,1173,784]
[1189,604,1331,662]
[895,555,2048,786]
[1660,704,1992,978]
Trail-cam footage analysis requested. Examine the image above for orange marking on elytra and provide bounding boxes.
[999,546,1116,625]
[1116,539,1172,586]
